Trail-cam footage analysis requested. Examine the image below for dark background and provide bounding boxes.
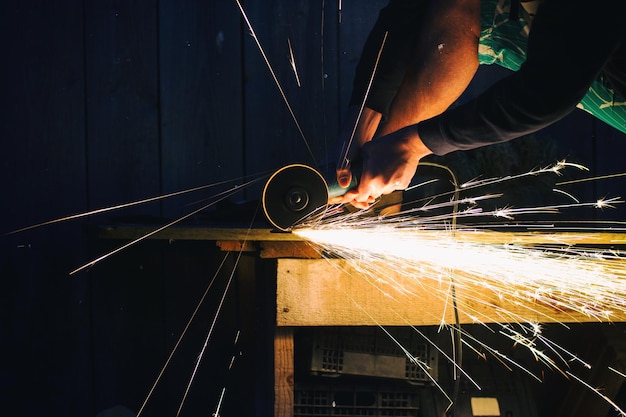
[2,1,626,416]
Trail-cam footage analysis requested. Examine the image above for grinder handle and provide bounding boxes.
[325,159,361,199]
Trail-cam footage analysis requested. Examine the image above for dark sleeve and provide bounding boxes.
[349,0,429,117]
[418,0,626,155]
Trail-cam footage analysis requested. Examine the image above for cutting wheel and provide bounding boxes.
[262,164,329,231]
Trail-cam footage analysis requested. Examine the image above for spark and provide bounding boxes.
[460,160,588,190]
[212,387,226,417]
[287,37,301,87]
[137,253,232,417]
[292,162,626,413]
[552,188,580,203]
[69,177,263,275]
[339,31,388,171]
[175,206,260,417]
[556,171,626,186]
[233,0,316,165]
[176,251,240,417]
[567,371,626,417]
[5,176,255,235]
[609,366,626,379]
[295,223,626,321]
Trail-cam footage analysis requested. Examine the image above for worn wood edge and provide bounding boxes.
[94,224,303,241]
[216,240,258,252]
[259,241,322,259]
[274,327,294,417]
[276,258,626,326]
[95,224,626,245]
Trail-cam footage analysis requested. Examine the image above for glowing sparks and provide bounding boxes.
[295,224,626,320]
[290,161,626,414]
[460,160,588,190]
[287,37,301,87]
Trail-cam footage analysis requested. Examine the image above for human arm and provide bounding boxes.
[419,0,626,155]
[338,0,480,205]
[348,0,625,204]
[333,0,430,206]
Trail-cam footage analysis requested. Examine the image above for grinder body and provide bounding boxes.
[262,164,358,231]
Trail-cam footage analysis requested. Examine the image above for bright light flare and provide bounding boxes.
[295,224,626,321]
[292,168,626,414]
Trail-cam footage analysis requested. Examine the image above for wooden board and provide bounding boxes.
[95,224,626,245]
[85,0,161,217]
[159,1,244,218]
[0,2,91,416]
[276,258,626,326]
[337,0,388,114]
[274,327,294,417]
[243,0,347,200]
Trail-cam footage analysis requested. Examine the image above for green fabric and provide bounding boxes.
[478,0,626,134]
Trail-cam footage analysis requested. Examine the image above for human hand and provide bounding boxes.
[334,124,432,207]
[329,106,382,207]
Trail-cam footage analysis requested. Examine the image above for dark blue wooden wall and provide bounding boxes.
[1,1,625,417]
[0,2,382,416]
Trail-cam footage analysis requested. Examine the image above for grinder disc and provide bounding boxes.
[262,164,329,231]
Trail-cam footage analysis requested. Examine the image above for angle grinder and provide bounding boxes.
[262,163,358,231]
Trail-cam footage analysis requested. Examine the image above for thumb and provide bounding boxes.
[336,168,352,188]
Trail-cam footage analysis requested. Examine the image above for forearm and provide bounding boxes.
[418,0,626,155]
[378,0,480,136]
[349,0,430,117]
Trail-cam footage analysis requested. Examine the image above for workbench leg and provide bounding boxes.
[274,327,294,417]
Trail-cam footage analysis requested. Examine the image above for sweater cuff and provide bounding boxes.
[417,116,458,156]
[349,87,397,120]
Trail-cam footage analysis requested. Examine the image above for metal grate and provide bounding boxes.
[311,327,437,383]
[294,387,420,417]
[320,347,344,372]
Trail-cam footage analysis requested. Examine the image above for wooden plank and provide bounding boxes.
[159,241,245,416]
[336,1,388,117]
[243,0,337,200]
[95,225,302,241]
[83,1,162,413]
[276,258,626,326]
[1,2,88,232]
[0,2,91,416]
[259,241,321,259]
[216,240,259,252]
[84,0,161,217]
[158,0,244,219]
[95,224,626,245]
[88,239,168,414]
[274,327,294,417]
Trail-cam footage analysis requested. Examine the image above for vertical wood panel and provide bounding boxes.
[243,0,340,199]
[88,240,166,414]
[274,327,294,417]
[336,1,387,125]
[83,0,162,414]
[1,1,88,230]
[159,1,244,219]
[0,1,91,417]
[160,242,240,416]
[85,0,161,217]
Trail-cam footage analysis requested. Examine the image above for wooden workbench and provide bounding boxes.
[97,224,626,325]
[96,224,626,417]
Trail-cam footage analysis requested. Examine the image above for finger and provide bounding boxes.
[339,189,360,204]
[336,168,352,188]
[355,190,379,204]
[350,200,372,209]
[382,181,404,195]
